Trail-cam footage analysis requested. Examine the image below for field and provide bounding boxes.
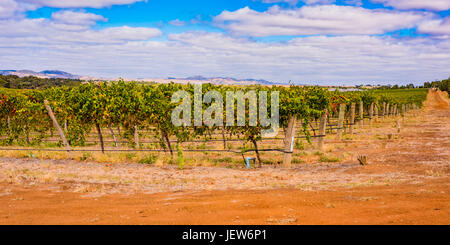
[0,88,448,224]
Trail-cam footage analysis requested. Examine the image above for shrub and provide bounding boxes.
[319,155,341,163]
[138,154,157,164]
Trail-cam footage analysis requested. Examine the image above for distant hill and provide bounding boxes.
[142,75,279,85]
[0,69,281,85]
[0,69,81,79]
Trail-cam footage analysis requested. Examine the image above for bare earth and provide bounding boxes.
[0,90,449,225]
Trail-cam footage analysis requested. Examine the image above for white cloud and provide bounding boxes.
[259,0,336,5]
[302,0,335,4]
[18,0,145,8]
[1,29,449,84]
[1,0,145,19]
[260,0,299,5]
[0,1,449,84]
[168,19,185,26]
[214,5,432,37]
[0,0,37,19]
[0,0,18,18]
[418,17,450,38]
[51,11,107,26]
[371,0,450,11]
[0,15,161,44]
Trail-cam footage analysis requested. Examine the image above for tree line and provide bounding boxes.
[0,74,82,89]
[423,78,449,95]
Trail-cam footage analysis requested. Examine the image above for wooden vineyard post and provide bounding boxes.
[369,103,374,126]
[382,102,386,117]
[283,116,296,167]
[396,108,401,134]
[349,103,356,135]
[402,104,406,123]
[318,110,327,150]
[374,103,379,122]
[95,123,105,154]
[43,100,71,152]
[7,115,11,136]
[24,124,30,144]
[359,101,364,126]
[337,104,345,139]
[134,125,140,149]
[386,103,390,117]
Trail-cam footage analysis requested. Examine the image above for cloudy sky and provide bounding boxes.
[1,0,450,85]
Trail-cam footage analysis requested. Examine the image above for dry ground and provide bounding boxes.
[0,90,449,225]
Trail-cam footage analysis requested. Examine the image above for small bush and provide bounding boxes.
[125,153,136,160]
[295,139,305,150]
[24,152,36,159]
[138,154,157,165]
[292,158,305,164]
[313,151,324,156]
[319,155,341,163]
[79,152,92,161]
[214,157,232,163]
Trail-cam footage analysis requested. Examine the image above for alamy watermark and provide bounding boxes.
[171,84,279,137]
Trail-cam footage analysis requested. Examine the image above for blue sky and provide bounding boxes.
[1,0,450,85]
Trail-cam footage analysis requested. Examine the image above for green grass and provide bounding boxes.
[319,155,341,163]
[371,88,428,107]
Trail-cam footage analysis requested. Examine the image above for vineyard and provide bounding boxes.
[0,82,428,169]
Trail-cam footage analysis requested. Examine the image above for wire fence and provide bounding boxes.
[0,106,410,155]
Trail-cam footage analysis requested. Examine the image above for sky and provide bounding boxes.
[1,0,450,85]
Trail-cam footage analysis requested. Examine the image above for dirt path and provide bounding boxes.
[0,90,449,224]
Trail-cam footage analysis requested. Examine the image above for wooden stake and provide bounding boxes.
[337,104,345,139]
[382,102,386,117]
[24,124,30,144]
[349,103,355,135]
[369,102,374,126]
[402,104,406,123]
[374,103,379,122]
[318,111,327,150]
[359,101,364,126]
[134,125,140,149]
[283,116,296,167]
[43,100,71,151]
[7,115,11,133]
